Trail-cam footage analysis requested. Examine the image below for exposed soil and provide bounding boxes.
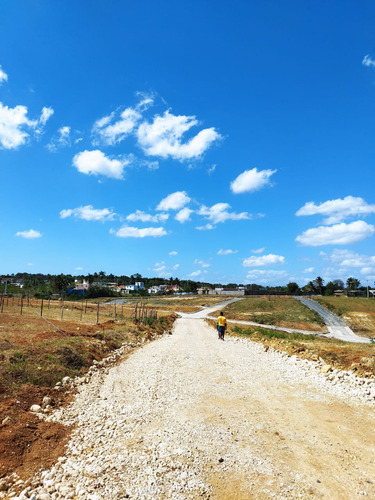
[0,385,73,480]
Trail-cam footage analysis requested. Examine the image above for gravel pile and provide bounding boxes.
[4,318,375,500]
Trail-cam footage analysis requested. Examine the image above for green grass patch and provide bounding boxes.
[223,297,325,329]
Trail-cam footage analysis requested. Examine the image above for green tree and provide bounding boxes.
[286,282,300,295]
[313,276,324,295]
[346,277,360,290]
[51,275,71,294]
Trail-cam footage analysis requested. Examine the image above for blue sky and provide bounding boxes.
[1,0,375,286]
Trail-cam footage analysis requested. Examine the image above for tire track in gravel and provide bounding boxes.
[23,318,375,500]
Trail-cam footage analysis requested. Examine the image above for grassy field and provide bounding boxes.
[312,297,375,337]
[221,296,326,331]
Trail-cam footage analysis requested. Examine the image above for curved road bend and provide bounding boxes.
[295,297,370,344]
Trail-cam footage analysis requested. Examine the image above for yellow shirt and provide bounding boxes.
[217,315,226,327]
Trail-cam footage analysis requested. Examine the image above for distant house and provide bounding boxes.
[197,287,212,295]
[166,284,181,293]
[334,289,345,297]
[148,284,167,294]
[124,282,145,293]
[73,279,90,291]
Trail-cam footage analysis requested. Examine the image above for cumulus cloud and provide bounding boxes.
[243,254,285,267]
[251,248,265,254]
[46,126,71,152]
[296,196,375,224]
[157,191,191,211]
[73,150,131,180]
[189,270,202,277]
[303,267,315,273]
[0,103,53,149]
[126,210,169,223]
[169,251,178,256]
[111,226,167,238]
[295,221,375,246]
[230,168,276,194]
[194,259,210,268]
[16,229,42,239]
[246,269,288,284]
[60,205,116,222]
[217,249,238,255]
[175,207,193,223]
[198,203,251,225]
[327,249,375,275]
[137,110,221,160]
[362,55,375,68]
[196,223,214,231]
[92,107,142,145]
[0,66,8,85]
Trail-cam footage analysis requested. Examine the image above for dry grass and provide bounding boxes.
[221,296,326,331]
[0,298,175,397]
[313,297,375,337]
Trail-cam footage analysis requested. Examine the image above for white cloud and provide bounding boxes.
[92,107,142,145]
[230,168,276,194]
[196,223,214,231]
[111,226,167,238]
[172,264,180,270]
[126,210,169,223]
[295,221,375,246]
[246,269,288,284]
[217,249,238,255]
[243,254,285,267]
[208,164,216,175]
[47,126,71,151]
[169,251,178,256]
[194,259,210,268]
[362,55,375,68]
[303,267,315,273]
[137,110,221,160]
[0,103,53,149]
[157,191,191,211]
[251,247,265,254]
[0,66,8,85]
[60,205,116,222]
[189,270,202,277]
[327,249,375,274]
[198,203,251,225]
[73,150,130,180]
[175,207,193,223]
[296,196,375,224]
[16,229,42,239]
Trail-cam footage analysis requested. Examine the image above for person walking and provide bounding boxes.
[217,311,227,340]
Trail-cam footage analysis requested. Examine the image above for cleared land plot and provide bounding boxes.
[221,296,326,332]
[313,297,375,338]
[0,299,175,481]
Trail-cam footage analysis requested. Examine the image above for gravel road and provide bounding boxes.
[12,317,375,500]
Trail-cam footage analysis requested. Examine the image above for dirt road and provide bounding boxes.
[16,317,375,500]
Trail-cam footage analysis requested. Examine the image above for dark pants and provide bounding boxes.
[218,325,225,338]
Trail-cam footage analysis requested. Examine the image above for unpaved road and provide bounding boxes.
[18,318,375,500]
[295,297,371,343]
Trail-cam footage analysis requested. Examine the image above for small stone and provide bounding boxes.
[2,416,12,426]
[218,458,224,463]
[30,405,42,413]
[321,365,332,374]
[0,480,10,492]
[43,396,52,406]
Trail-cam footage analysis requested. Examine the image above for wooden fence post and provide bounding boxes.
[20,296,23,315]
[40,298,44,317]
[96,302,100,324]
